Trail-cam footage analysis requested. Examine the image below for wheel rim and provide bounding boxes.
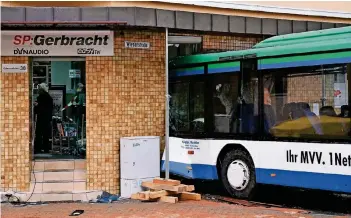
[227,160,250,191]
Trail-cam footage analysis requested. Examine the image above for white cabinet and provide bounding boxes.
[120,136,160,198]
[120,178,154,199]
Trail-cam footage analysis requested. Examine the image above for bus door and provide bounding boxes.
[236,56,261,135]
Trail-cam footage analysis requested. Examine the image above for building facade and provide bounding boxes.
[1,1,350,199]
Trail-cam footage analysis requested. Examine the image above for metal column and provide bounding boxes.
[165,28,170,179]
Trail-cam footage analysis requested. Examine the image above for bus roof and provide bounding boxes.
[170,26,351,67]
[254,25,351,49]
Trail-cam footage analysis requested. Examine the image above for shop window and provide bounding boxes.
[264,63,350,140]
[31,58,86,158]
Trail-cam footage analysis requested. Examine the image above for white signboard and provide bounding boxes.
[125,41,150,49]
[69,69,81,78]
[1,31,114,56]
[1,64,28,73]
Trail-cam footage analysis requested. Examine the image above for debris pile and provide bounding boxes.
[131,178,201,203]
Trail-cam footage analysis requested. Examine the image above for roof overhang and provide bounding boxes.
[156,0,351,19]
[1,6,349,35]
[1,21,127,29]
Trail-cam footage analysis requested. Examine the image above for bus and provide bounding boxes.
[162,26,351,199]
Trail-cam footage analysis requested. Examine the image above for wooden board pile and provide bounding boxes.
[131,178,201,203]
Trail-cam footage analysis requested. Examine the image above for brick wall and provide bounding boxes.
[202,34,263,52]
[0,57,31,192]
[85,29,166,194]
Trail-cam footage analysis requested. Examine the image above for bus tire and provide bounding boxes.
[220,149,256,199]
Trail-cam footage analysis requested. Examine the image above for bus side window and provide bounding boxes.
[212,75,240,133]
[169,81,205,135]
[266,63,350,140]
[169,82,190,133]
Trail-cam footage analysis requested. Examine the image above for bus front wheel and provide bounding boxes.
[220,149,256,199]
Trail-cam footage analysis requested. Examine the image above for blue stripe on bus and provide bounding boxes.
[161,161,351,193]
[259,57,351,70]
[208,67,241,74]
[256,168,351,193]
[170,69,204,77]
[161,160,218,180]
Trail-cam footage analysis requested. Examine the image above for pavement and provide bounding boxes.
[1,199,350,218]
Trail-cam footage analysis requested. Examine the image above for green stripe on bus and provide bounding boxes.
[173,66,204,72]
[208,61,240,69]
[261,50,351,65]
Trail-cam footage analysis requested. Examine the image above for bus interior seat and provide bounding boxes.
[280,102,323,135]
[298,102,323,135]
[340,105,350,117]
[319,105,348,135]
[294,102,309,119]
[298,102,317,117]
[319,106,337,117]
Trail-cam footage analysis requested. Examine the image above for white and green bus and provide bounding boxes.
[162,26,351,199]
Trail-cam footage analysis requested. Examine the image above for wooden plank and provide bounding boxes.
[131,191,150,201]
[139,191,150,200]
[186,185,195,192]
[178,184,188,191]
[159,196,178,203]
[179,192,201,201]
[131,193,138,199]
[141,181,187,193]
[153,178,181,186]
[149,190,168,199]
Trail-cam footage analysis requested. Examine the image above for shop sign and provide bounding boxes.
[1,64,27,73]
[125,41,150,49]
[1,31,114,56]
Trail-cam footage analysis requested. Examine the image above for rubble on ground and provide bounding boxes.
[131,178,201,203]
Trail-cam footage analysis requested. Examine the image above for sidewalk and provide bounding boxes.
[1,199,341,218]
